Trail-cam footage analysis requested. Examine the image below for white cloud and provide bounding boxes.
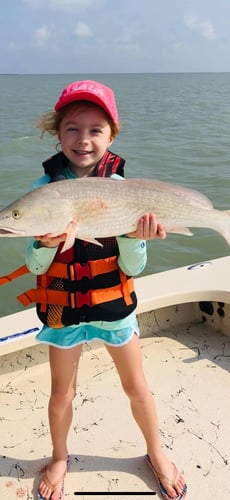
[169,42,183,50]
[23,0,41,6]
[24,0,94,9]
[199,20,216,40]
[183,12,217,40]
[112,32,142,56]
[50,0,93,7]
[8,41,17,51]
[73,22,92,37]
[33,24,54,46]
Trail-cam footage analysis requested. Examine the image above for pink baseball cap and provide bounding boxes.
[54,80,119,125]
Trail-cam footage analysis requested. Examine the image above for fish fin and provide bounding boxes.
[61,220,103,252]
[76,235,103,247]
[167,227,194,236]
[61,221,77,253]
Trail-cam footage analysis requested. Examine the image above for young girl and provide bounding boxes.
[25,80,187,500]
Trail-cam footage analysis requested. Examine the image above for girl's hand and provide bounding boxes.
[34,233,67,248]
[126,213,166,240]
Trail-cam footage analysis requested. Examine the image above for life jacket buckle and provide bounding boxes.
[74,263,91,280]
[70,290,91,308]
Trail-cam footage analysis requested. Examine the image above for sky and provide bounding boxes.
[1,0,230,74]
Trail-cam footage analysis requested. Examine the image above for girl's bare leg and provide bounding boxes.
[106,334,186,498]
[38,344,82,500]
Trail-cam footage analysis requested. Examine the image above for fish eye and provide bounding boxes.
[12,210,20,219]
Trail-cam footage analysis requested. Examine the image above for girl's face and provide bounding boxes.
[58,104,113,177]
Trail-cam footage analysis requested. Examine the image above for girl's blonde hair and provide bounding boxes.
[36,101,121,139]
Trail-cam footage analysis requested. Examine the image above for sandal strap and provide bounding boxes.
[145,455,179,487]
[43,469,66,492]
[156,462,179,486]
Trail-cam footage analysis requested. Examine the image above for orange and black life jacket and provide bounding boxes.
[43,149,125,182]
[0,150,137,328]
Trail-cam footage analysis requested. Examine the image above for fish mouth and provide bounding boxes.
[0,227,25,236]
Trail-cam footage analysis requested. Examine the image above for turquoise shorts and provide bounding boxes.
[36,313,140,349]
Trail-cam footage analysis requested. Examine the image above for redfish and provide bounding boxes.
[0,177,229,252]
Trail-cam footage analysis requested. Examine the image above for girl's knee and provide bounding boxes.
[50,386,76,407]
[122,378,150,401]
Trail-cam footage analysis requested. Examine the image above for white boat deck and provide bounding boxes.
[0,256,230,499]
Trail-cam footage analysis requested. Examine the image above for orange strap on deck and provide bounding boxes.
[0,265,30,286]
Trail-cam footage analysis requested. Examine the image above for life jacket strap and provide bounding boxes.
[94,150,125,177]
[0,265,30,285]
[45,256,119,280]
[17,277,134,308]
[119,270,134,306]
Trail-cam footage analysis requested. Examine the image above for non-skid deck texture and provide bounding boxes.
[0,321,229,499]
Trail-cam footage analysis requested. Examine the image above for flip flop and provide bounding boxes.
[37,456,70,500]
[145,454,187,500]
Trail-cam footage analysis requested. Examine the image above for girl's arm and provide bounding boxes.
[117,213,166,276]
[116,236,147,276]
[26,238,58,275]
